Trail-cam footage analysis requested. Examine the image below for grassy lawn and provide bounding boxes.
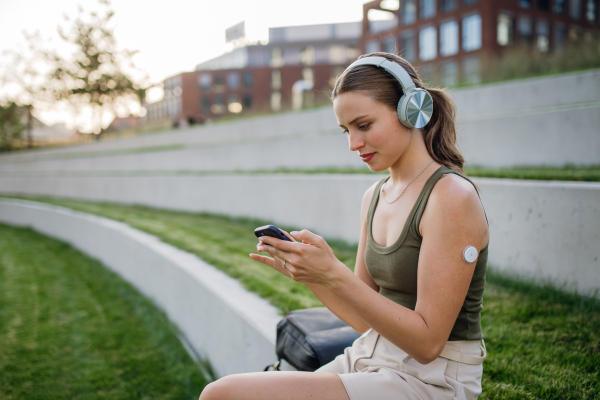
[0,222,210,400]
[2,196,599,399]
[235,165,600,182]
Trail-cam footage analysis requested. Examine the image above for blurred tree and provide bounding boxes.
[0,102,25,152]
[1,0,147,138]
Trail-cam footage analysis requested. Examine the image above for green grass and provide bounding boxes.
[2,196,599,399]
[238,164,600,182]
[2,164,597,182]
[0,222,210,400]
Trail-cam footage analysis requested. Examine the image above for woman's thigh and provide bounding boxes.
[199,371,350,400]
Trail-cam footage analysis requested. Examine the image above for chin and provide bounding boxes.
[367,163,388,173]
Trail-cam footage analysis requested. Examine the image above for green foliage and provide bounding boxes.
[464,164,600,182]
[1,0,147,135]
[0,223,209,399]
[0,102,25,151]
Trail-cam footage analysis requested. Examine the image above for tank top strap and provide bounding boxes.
[411,166,489,240]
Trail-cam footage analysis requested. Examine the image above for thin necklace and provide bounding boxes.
[381,160,434,204]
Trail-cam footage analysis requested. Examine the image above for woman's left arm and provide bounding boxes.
[261,175,488,364]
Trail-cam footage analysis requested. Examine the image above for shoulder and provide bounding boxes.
[429,173,481,212]
[423,173,488,241]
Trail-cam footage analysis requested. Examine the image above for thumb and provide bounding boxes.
[290,229,322,246]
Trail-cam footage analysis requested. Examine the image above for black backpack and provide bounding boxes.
[266,307,361,372]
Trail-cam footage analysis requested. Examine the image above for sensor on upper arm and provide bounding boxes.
[462,246,478,263]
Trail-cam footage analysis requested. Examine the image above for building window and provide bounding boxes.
[243,71,253,87]
[497,13,514,46]
[518,16,533,44]
[400,32,416,61]
[441,61,458,87]
[553,0,567,14]
[420,0,436,19]
[271,47,283,67]
[198,73,211,90]
[538,0,550,11]
[537,20,550,52]
[440,20,459,56]
[519,0,532,8]
[419,26,437,61]
[571,0,582,19]
[243,94,252,109]
[554,23,567,50]
[586,0,597,22]
[441,0,456,13]
[227,72,240,89]
[401,0,417,25]
[211,94,224,114]
[302,67,314,83]
[329,45,348,64]
[214,74,223,86]
[366,40,381,53]
[301,46,315,65]
[201,96,210,111]
[271,70,281,89]
[462,56,481,84]
[462,14,482,52]
[463,0,480,5]
[271,91,282,111]
[228,94,242,113]
[383,36,396,53]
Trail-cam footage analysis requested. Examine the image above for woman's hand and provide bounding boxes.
[249,229,347,287]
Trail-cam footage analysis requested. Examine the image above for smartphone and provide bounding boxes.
[254,225,293,242]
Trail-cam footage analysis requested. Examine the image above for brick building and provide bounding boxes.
[142,21,410,127]
[361,0,600,86]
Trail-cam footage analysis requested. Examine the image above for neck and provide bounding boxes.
[388,128,435,185]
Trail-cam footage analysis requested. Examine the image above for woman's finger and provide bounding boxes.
[249,253,276,268]
[249,253,293,279]
[290,229,324,247]
[259,235,298,253]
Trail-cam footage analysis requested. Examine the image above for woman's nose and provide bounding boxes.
[348,130,364,152]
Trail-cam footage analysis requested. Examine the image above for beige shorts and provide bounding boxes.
[316,329,484,400]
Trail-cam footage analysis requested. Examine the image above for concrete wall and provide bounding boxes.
[1,174,598,294]
[0,69,598,172]
[0,199,281,378]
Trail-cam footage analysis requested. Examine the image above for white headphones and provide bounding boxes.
[342,56,433,129]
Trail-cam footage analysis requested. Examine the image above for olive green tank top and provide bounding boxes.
[365,166,488,341]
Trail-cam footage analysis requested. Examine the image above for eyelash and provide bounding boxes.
[342,123,370,134]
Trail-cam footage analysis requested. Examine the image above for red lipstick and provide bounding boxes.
[361,153,375,162]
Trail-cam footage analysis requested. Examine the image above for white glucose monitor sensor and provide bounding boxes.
[462,246,478,263]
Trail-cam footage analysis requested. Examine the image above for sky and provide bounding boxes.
[0,0,386,129]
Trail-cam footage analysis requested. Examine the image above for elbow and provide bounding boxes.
[413,343,446,365]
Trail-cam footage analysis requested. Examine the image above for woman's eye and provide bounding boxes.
[342,129,349,134]
[359,123,370,130]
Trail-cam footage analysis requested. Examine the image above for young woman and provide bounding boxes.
[199,52,489,400]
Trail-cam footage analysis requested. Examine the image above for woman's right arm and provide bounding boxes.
[304,182,380,333]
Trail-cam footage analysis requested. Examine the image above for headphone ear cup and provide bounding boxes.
[397,95,411,128]
[404,90,434,129]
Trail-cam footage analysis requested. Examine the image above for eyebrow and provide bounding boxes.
[339,114,369,128]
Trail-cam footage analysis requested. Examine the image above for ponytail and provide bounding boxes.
[422,88,464,172]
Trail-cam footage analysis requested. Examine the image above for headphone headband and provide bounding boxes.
[343,56,416,93]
